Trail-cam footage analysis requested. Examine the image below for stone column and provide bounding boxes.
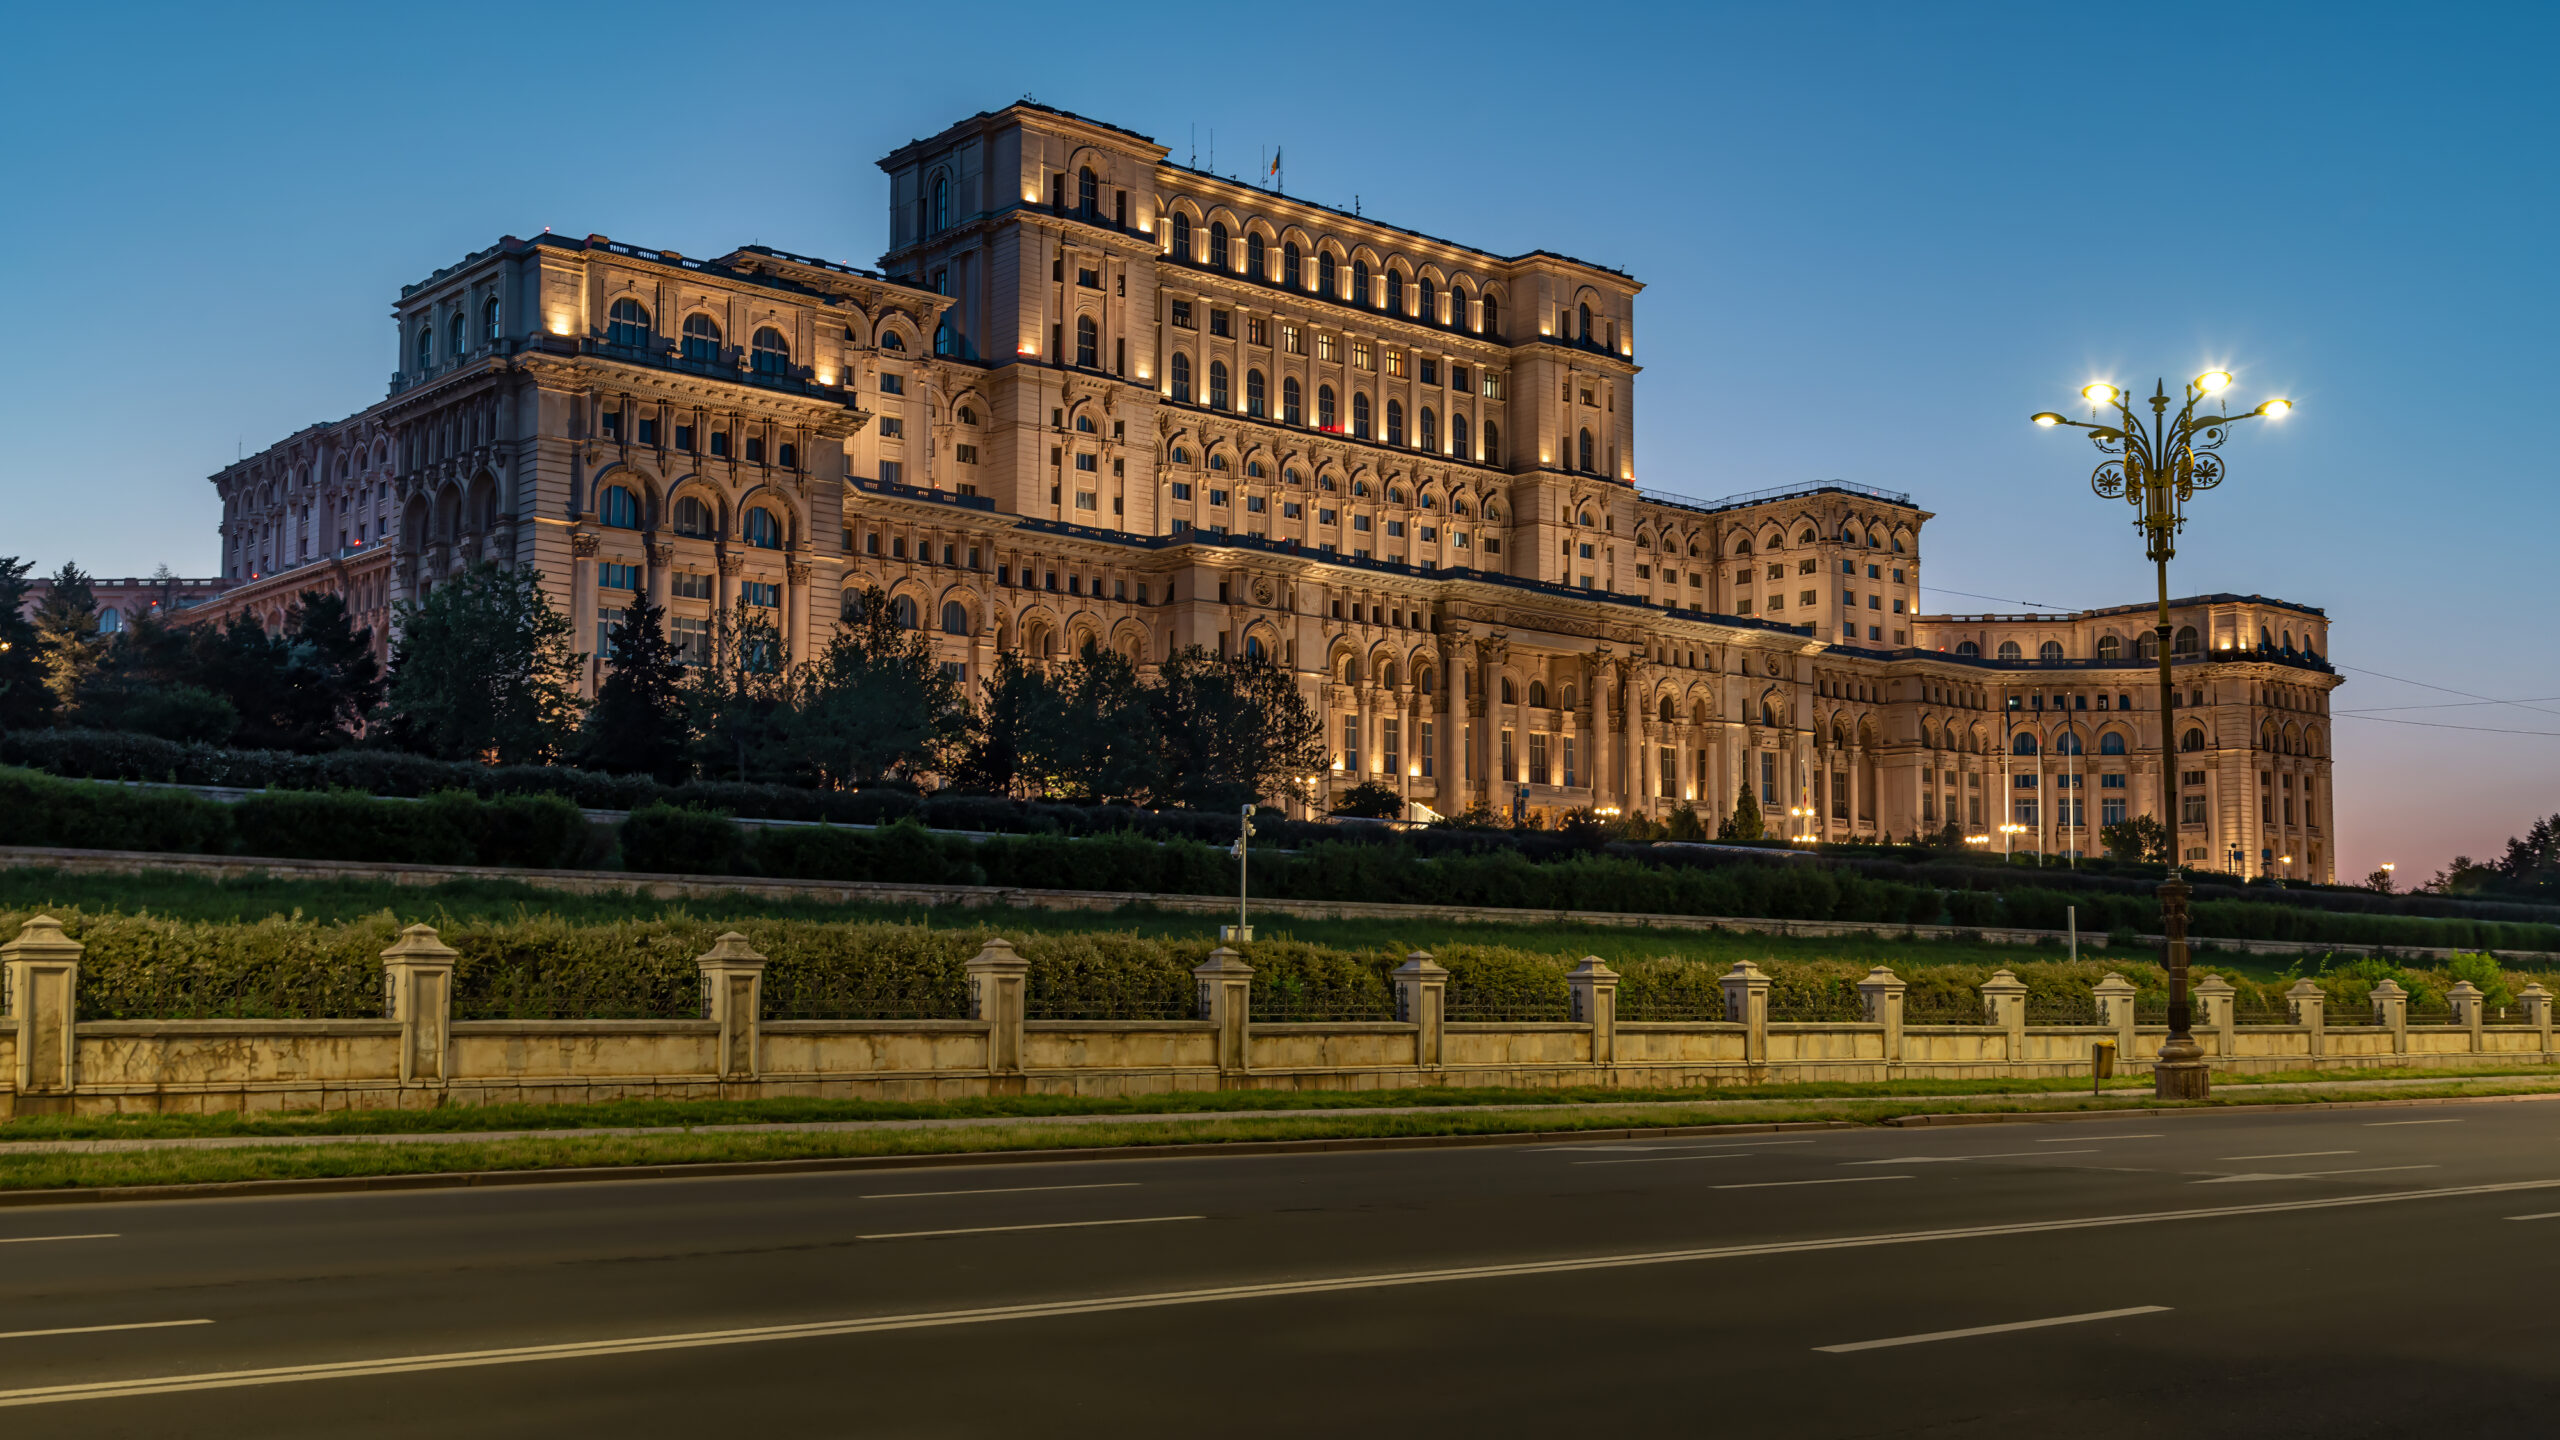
[1393,950,1448,1070]
[1980,968,2027,1062]
[2,916,81,1099]
[378,922,457,1087]
[1568,956,1619,1067]
[1721,959,1770,1068]
[2449,979,2485,1054]
[1355,686,1375,782]
[2285,978,2326,1063]
[2094,972,2139,1066]
[646,539,673,613]
[1192,945,1254,1077]
[1591,654,1613,805]
[1858,965,1905,1066]
[2522,982,2553,1061]
[2193,974,2236,1059]
[696,931,768,1082]
[786,556,813,665]
[967,938,1030,1078]
[570,532,600,695]
[2370,978,2408,1056]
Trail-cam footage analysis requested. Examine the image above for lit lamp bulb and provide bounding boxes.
[2082,383,2118,405]
[2257,398,2293,418]
[2030,412,2064,428]
[2196,370,2233,395]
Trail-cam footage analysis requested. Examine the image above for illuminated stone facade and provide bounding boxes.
[192,102,2339,880]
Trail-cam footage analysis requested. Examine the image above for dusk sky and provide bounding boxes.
[3,3,2550,881]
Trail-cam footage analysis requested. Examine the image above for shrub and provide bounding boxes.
[618,805,746,875]
[0,766,233,855]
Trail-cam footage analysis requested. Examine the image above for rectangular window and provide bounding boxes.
[600,409,622,440]
[1501,728,1516,782]
[1076,267,1100,289]
[1172,482,1193,500]
[672,616,710,667]
[1385,349,1405,378]
[595,607,626,658]
[879,418,904,438]
[1316,332,1337,361]
[1420,357,1439,387]
[2101,773,2126,789]
[1208,489,1230,507]
[1172,301,1194,329]
[1480,371,1502,400]
[674,424,695,451]
[1343,715,1361,773]
[1209,309,1231,337]
[1351,339,1373,370]
[1736,599,1753,614]
[1382,718,1401,778]
[636,417,658,446]
[1386,520,1405,537]
[1760,752,1777,804]
[879,460,903,485]
[1075,453,1098,472]
[1658,746,1675,798]
[1317,507,1337,525]
[879,373,904,394]
[1530,732,1550,785]
[1074,492,1097,510]
[1282,324,1302,354]
[1452,364,1470,392]
[2014,800,2039,825]
[1283,501,1302,519]
[1420,720,1435,779]
[672,572,713,600]
[596,562,640,592]
[2101,798,2126,824]
[1351,514,1370,532]
[1246,316,1268,346]
[2182,794,2208,825]
[709,431,729,458]
[956,444,979,464]
[740,581,780,609]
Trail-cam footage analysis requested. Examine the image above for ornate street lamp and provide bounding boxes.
[2032,373,2291,1098]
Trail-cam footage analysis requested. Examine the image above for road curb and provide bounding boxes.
[5,1087,2557,1209]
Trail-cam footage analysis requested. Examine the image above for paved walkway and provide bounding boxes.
[3,1071,2554,1157]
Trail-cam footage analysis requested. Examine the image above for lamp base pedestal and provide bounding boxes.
[2154,1036,2210,1100]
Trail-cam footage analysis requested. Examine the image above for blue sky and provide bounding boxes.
[3,2,2551,879]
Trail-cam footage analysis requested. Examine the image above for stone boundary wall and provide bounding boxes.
[0,916,2549,1117]
[7,845,2554,967]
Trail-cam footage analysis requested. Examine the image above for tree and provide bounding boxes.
[274,591,384,746]
[684,606,793,784]
[0,557,49,729]
[1331,779,1403,818]
[2100,813,2170,864]
[187,613,294,747]
[2362,866,2396,894]
[1720,780,1764,840]
[30,562,107,706]
[951,650,1044,796]
[1150,646,1324,810]
[778,586,966,787]
[384,564,584,764]
[1662,804,1709,842]
[573,595,693,783]
[1021,641,1159,803]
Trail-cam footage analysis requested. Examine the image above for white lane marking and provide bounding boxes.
[2367,1119,2464,1127]
[2222,1151,2356,1161]
[857,1216,1201,1241]
[860,1183,1139,1200]
[12,1177,2560,1409]
[1818,1305,2170,1353]
[1842,1151,2095,1166]
[1715,1176,1913,1190]
[2505,1212,2560,1221]
[0,1234,117,1245]
[0,1320,211,1342]
[2195,1165,2437,1185]
[1543,1140,1815,1153]
[2038,1134,2160,1142]
[1574,1153,1761,1166]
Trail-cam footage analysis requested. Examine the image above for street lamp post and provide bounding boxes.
[2033,373,2292,1100]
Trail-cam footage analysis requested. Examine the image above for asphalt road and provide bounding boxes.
[3,1102,2559,1437]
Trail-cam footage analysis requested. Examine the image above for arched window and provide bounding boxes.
[1075,315,1098,368]
[2013,732,2039,756]
[1171,212,1192,260]
[1379,662,1398,690]
[1246,368,1267,417]
[604,294,650,345]
[890,595,918,630]
[1997,640,2023,660]
[1419,407,1438,451]
[598,484,641,529]
[2100,731,2127,755]
[1529,680,1549,708]
[1318,250,1337,296]
[1352,392,1372,439]
[932,174,949,233]
[1246,231,1266,278]
[1318,384,1338,430]
[1956,641,1980,657]
[880,328,906,352]
[2259,625,2274,650]
[1578,301,1593,341]
[1384,267,1404,314]
[2097,634,2122,661]
[672,496,715,537]
[449,312,464,357]
[750,328,791,376]
[942,601,970,636]
[1208,222,1229,269]
[1386,399,1405,445]
[2055,731,2084,755]
[2039,640,2064,661]
[1170,352,1192,403]
[1077,167,1097,215]
[682,314,722,362]
[2135,632,2160,661]
[1285,241,1303,288]
[1352,259,1370,306]
[1450,289,1469,331]
[742,507,783,549]
[1418,275,1437,324]
[1283,376,1303,425]
[414,325,432,372]
[1450,413,1470,461]
[2173,625,2201,657]
[483,296,501,342]
[1482,421,1500,465]
[1209,360,1231,410]
[1577,428,1595,473]
[2181,728,2206,753]
[1481,293,1500,336]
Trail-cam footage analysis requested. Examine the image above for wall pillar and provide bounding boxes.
[1568,956,1619,1067]
[1980,968,2027,1063]
[2094,972,2139,1068]
[2370,977,2408,1056]
[1393,950,1448,1070]
[2522,983,2552,1060]
[2,916,81,1099]
[1192,945,1253,1078]
[2286,978,2325,1063]
[2449,979,2485,1054]
[2193,974,2236,1060]
[1721,959,1770,1069]
[1858,965,1906,1067]
[696,931,768,1081]
[378,922,457,1087]
[967,938,1030,1078]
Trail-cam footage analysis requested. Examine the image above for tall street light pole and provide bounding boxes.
[2032,373,2293,1099]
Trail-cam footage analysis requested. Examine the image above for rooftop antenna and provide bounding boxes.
[1189,124,1196,168]
[1209,128,1215,175]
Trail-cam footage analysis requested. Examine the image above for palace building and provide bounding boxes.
[194,102,2340,880]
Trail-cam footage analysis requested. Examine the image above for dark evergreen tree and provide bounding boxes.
[1720,779,1765,840]
[30,562,106,706]
[383,564,584,763]
[1150,646,1325,810]
[1026,641,1159,804]
[951,650,1044,796]
[684,606,793,784]
[275,592,385,746]
[0,557,49,729]
[573,595,693,783]
[779,587,966,787]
